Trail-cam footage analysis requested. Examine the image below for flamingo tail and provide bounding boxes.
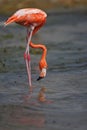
[4,16,16,26]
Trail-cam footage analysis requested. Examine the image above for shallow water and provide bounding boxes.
[0,12,87,130]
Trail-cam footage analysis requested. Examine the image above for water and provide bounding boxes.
[0,11,87,130]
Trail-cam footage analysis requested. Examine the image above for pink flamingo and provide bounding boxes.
[4,8,48,93]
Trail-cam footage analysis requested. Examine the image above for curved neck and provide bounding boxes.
[30,42,47,59]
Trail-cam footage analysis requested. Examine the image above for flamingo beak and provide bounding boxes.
[37,76,43,81]
[37,68,47,81]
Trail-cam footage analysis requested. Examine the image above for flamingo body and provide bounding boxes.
[5,8,47,34]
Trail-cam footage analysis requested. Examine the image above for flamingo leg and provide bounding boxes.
[24,25,35,93]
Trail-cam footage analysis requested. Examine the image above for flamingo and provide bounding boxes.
[4,8,48,93]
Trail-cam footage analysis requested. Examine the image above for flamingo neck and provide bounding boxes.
[30,42,47,59]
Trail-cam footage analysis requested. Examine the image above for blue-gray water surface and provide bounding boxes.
[0,11,87,130]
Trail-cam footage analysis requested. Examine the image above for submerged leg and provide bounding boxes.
[24,25,35,93]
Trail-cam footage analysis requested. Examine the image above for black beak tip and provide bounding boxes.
[37,76,43,81]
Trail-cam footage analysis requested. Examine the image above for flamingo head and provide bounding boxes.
[37,68,47,81]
